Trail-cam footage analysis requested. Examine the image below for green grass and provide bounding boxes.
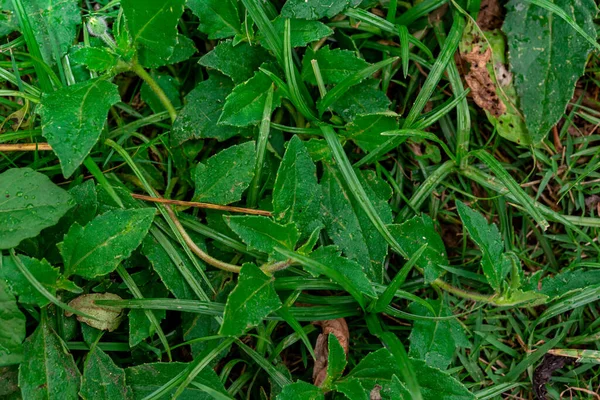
[1,0,600,399]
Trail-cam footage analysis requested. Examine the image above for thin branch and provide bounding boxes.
[132,193,272,216]
[0,143,52,151]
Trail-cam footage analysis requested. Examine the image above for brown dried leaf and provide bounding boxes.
[476,0,504,31]
[462,46,506,117]
[312,318,350,386]
[65,293,125,332]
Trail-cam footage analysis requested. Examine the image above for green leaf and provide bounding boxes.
[125,362,228,399]
[528,270,600,299]
[276,381,324,400]
[18,319,80,400]
[408,300,465,370]
[302,46,369,85]
[39,78,121,178]
[322,334,347,388]
[225,216,299,260]
[23,0,80,66]
[172,73,251,144]
[121,0,185,67]
[0,255,68,306]
[281,0,361,20]
[273,136,323,238]
[68,180,98,226]
[70,46,119,73]
[343,113,399,153]
[387,215,448,284]
[270,17,333,48]
[62,208,155,278]
[199,41,272,83]
[409,359,474,400]
[456,201,509,292]
[330,80,391,122]
[66,293,125,332]
[80,347,132,400]
[321,164,391,282]
[0,0,17,37]
[381,375,411,399]
[0,280,25,366]
[220,70,282,127]
[343,349,474,400]
[278,246,376,309]
[187,0,240,39]
[0,168,73,249]
[333,379,369,400]
[503,0,597,142]
[140,73,181,114]
[219,263,282,336]
[194,142,256,205]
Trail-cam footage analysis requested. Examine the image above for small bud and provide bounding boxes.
[87,16,108,37]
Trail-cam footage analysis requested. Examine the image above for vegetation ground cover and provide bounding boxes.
[1,0,600,398]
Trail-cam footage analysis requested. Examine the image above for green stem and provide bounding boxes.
[130,62,177,123]
[433,278,496,304]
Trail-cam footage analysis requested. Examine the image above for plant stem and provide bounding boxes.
[433,278,496,304]
[130,62,177,123]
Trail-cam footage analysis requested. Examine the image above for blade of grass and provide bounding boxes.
[470,149,549,231]
[247,84,274,208]
[283,19,317,121]
[356,12,465,167]
[240,0,282,61]
[11,0,54,92]
[381,130,455,161]
[398,25,409,78]
[344,8,433,59]
[237,340,293,388]
[371,244,427,313]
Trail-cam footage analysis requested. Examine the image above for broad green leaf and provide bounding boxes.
[276,381,324,400]
[67,179,98,226]
[0,255,74,306]
[503,0,597,142]
[225,215,299,260]
[270,17,333,48]
[343,349,474,400]
[409,359,474,400]
[172,73,251,144]
[140,73,181,114]
[39,78,120,178]
[302,46,369,85]
[343,112,399,152]
[388,215,448,284]
[23,0,80,66]
[0,0,17,37]
[273,135,323,238]
[219,263,282,336]
[125,362,228,399]
[381,375,411,399]
[80,347,132,400]
[0,168,73,249]
[199,41,272,83]
[281,0,361,20]
[194,142,256,205]
[0,280,25,366]
[61,208,155,278]
[66,293,125,331]
[121,0,185,67]
[322,334,347,388]
[408,300,466,370]
[187,0,241,39]
[321,164,391,282]
[330,79,391,122]
[70,46,119,73]
[279,246,376,309]
[456,201,509,292]
[527,270,600,299]
[18,320,80,400]
[220,70,283,127]
[333,378,369,400]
